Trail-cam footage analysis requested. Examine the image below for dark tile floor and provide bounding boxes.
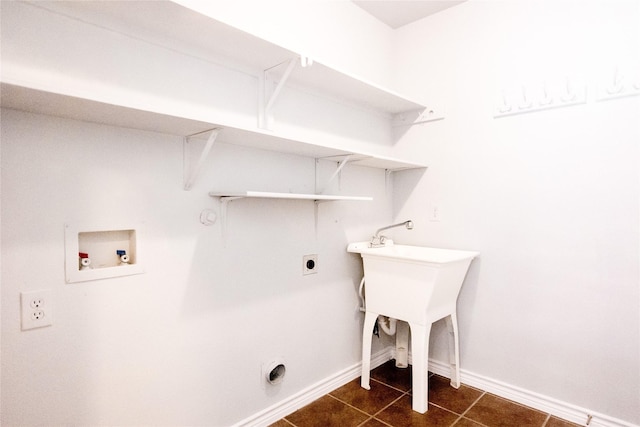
[270,360,583,427]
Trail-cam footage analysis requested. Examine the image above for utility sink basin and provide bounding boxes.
[348,241,478,413]
[347,241,478,264]
[347,241,478,324]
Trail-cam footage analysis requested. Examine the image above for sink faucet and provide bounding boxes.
[370,220,414,247]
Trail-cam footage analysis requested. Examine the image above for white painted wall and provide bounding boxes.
[0,108,393,426]
[392,0,640,424]
[2,0,639,426]
[1,3,402,425]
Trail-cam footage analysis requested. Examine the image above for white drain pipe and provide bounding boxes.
[377,316,397,336]
[359,276,408,368]
[359,277,398,335]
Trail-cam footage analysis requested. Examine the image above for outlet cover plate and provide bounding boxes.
[303,254,318,275]
[21,289,53,330]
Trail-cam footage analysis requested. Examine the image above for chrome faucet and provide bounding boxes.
[370,220,414,247]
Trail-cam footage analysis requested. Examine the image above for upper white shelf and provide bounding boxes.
[26,1,426,116]
[1,1,428,172]
[1,83,425,171]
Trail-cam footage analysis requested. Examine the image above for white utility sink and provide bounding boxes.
[348,241,478,413]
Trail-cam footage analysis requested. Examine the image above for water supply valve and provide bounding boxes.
[116,250,129,265]
[79,252,92,270]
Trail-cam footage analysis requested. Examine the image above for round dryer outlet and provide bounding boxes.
[262,358,286,388]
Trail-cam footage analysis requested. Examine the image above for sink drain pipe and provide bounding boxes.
[359,276,397,334]
[378,315,397,335]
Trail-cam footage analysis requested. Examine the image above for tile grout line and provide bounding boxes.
[356,415,394,427]
[459,390,487,418]
[279,393,370,426]
[477,390,555,422]
[356,416,374,427]
[325,394,385,422]
[448,391,493,427]
[450,415,492,427]
[450,415,464,427]
[369,374,413,426]
[372,390,412,418]
[328,376,410,427]
[370,376,412,394]
[481,389,554,415]
[366,390,411,427]
[279,417,296,426]
[328,386,409,420]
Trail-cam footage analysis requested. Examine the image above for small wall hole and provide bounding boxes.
[267,363,286,385]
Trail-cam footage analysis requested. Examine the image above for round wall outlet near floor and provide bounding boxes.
[262,358,286,387]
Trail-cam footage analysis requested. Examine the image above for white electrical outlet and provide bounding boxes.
[428,204,441,222]
[303,254,318,275]
[21,289,53,330]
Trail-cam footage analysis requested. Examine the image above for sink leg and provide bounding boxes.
[408,322,431,413]
[445,313,461,388]
[361,311,377,390]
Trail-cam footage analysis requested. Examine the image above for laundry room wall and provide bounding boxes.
[391,1,640,424]
[0,1,400,425]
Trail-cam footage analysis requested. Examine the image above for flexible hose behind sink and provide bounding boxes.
[358,276,397,336]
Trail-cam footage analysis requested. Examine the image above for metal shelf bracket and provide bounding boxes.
[392,107,443,127]
[183,128,221,191]
[316,154,353,194]
[260,57,299,130]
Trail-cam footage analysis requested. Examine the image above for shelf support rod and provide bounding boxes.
[385,169,392,194]
[262,57,298,129]
[314,201,320,238]
[184,128,221,191]
[219,198,231,245]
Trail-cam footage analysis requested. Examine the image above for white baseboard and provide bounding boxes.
[234,349,637,427]
[233,348,393,427]
[427,358,638,427]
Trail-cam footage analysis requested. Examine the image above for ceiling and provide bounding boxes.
[352,1,466,29]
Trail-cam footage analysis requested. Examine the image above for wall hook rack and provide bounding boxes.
[518,85,533,110]
[606,68,624,95]
[560,77,578,103]
[497,90,512,114]
[538,82,553,106]
[596,67,640,101]
[494,77,586,118]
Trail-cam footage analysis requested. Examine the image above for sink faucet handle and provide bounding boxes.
[370,220,413,247]
[369,234,388,247]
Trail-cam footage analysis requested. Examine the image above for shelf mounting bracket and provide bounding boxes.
[392,107,443,127]
[260,57,298,130]
[183,128,221,191]
[316,155,353,194]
